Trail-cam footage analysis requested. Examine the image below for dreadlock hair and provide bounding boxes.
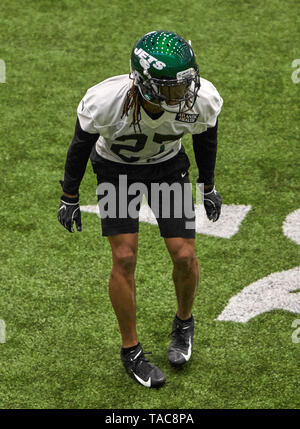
[121,79,142,133]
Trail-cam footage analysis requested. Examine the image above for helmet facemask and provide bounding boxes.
[131,65,200,114]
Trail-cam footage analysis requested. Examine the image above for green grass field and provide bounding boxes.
[0,0,299,409]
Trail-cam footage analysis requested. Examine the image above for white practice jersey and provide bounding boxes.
[77,74,223,165]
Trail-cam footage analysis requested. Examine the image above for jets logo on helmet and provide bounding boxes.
[130,30,201,113]
[134,48,166,71]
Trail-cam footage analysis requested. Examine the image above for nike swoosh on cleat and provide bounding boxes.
[133,350,142,360]
[133,372,151,387]
[181,337,192,361]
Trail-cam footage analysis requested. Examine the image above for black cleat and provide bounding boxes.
[121,343,166,388]
[168,315,194,367]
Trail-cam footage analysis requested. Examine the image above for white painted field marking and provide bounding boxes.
[217,207,300,323]
[0,59,5,84]
[194,204,251,239]
[80,205,100,216]
[283,208,300,245]
[0,320,6,343]
[81,203,251,239]
[216,267,300,323]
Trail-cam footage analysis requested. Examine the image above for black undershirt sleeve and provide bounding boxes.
[62,118,100,195]
[192,119,218,186]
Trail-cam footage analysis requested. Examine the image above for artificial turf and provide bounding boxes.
[0,0,299,409]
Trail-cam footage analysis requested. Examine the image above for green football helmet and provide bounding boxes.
[130,30,200,113]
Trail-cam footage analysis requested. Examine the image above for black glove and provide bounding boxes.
[58,182,82,233]
[203,186,222,222]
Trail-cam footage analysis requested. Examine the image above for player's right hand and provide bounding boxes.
[58,194,82,233]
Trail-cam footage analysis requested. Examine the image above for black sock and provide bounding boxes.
[122,342,140,355]
[176,314,193,323]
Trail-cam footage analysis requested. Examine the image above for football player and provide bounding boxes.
[58,30,223,388]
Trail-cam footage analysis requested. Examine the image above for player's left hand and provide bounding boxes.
[203,186,222,222]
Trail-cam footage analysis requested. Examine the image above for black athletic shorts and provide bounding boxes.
[91,147,196,238]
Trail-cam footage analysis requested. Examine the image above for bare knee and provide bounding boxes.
[112,247,137,275]
[171,246,197,272]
